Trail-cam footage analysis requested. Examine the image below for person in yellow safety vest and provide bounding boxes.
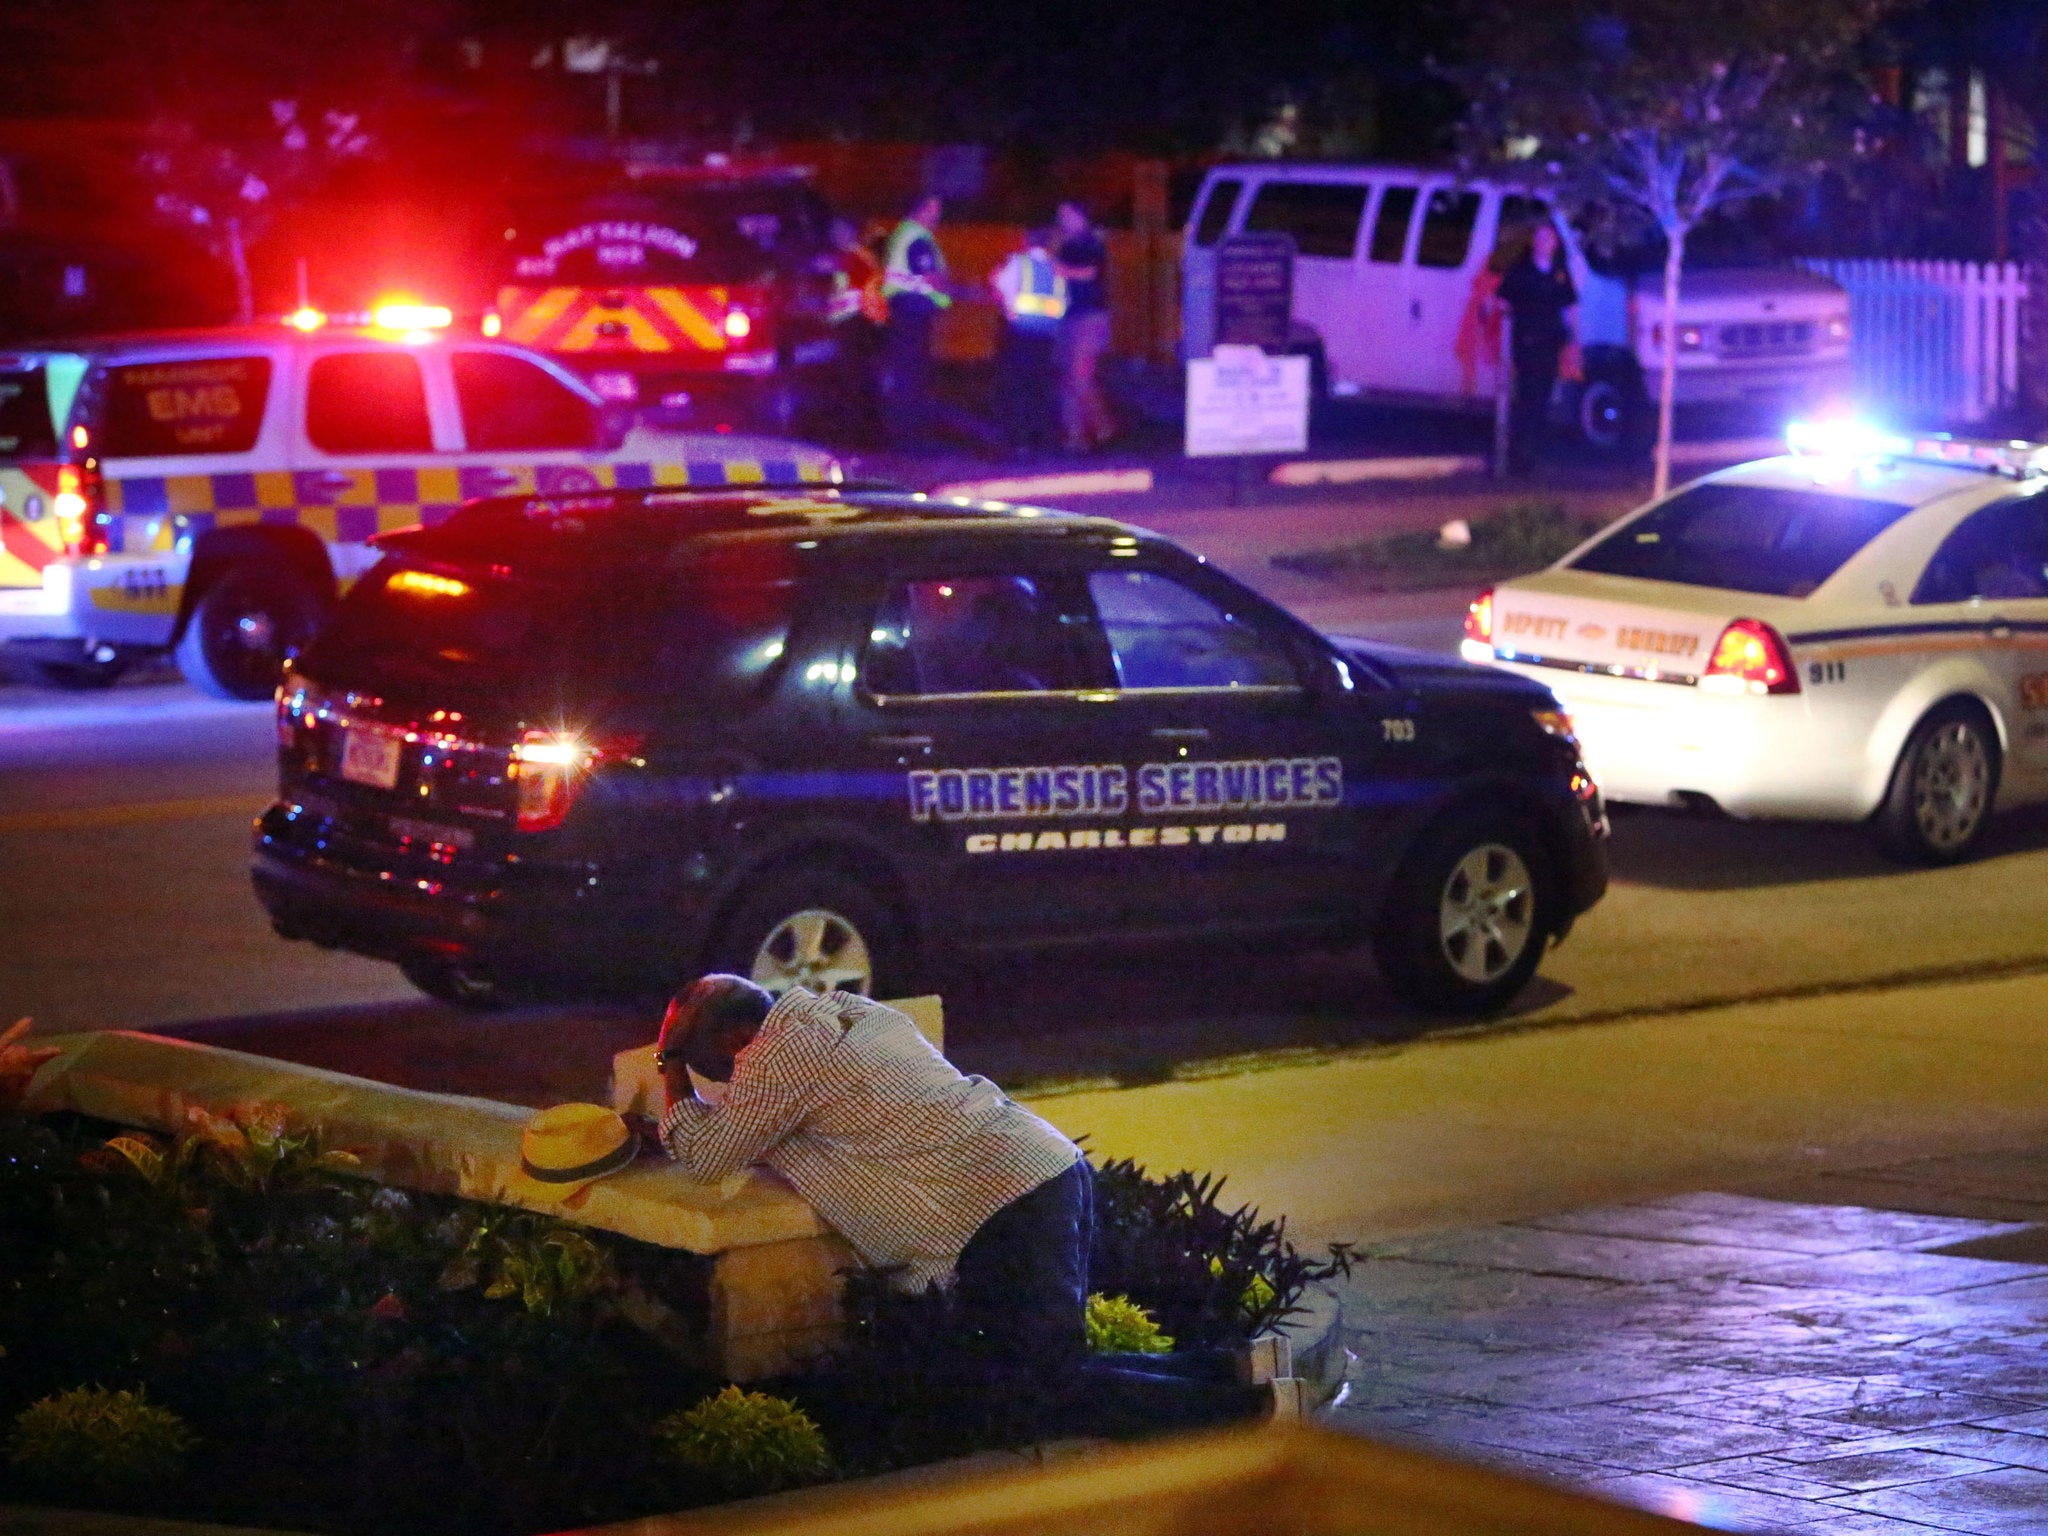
[881,192,953,449]
[990,228,1067,454]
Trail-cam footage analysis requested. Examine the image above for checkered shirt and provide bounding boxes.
[659,988,1081,1291]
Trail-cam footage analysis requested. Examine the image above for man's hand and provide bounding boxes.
[0,1018,60,1115]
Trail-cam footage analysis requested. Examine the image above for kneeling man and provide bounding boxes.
[656,976,1088,1357]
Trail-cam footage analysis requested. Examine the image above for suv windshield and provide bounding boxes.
[1571,483,1914,597]
[504,184,829,287]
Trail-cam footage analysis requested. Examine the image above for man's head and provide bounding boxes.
[1056,200,1089,237]
[1531,223,1560,267]
[658,974,774,1085]
[911,193,943,228]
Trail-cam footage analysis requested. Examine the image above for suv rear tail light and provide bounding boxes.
[1702,619,1800,695]
[54,461,107,557]
[510,728,645,832]
[1464,587,1494,645]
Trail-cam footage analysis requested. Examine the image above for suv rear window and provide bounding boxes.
[87,357,271,457]
[0,367,57,459]
[316,560,796,709]
[1571,483,1914,597]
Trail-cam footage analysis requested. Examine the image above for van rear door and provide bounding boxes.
[1400,183,1491,399]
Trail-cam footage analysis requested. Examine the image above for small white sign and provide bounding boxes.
[1185,345,1310,458]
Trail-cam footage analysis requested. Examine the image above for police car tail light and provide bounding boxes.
[1702,619,1800,696]
[1464,587,1494,645]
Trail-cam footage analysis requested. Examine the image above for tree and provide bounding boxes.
[1452,0,1898,494]
[138,102,372,323]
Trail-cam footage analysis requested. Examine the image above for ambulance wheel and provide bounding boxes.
[175,563,319,701]
[399,955,510,1011]
[1373,812,1552,1016]
[1874,701,2000,865]
[712,871,903,999]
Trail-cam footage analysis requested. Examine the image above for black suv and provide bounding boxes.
[253,488,1607,1015]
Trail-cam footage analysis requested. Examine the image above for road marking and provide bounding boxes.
[0,793,263,835]
[1270,455,1484,486]
[929,469,1155,501]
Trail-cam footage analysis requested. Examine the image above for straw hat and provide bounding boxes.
[510,1103,637,1205]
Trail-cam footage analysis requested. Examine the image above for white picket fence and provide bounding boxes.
[1802,259,2028,424]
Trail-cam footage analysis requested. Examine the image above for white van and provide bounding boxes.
[1182,164,1852,451]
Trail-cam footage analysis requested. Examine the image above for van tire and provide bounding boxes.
[175,561,321,701]
[1572,358,1648,455]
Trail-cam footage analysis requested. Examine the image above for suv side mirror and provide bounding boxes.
[597,402,634,451]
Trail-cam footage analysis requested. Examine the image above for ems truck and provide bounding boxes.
[493,166,838,431]
[0,322,838,697]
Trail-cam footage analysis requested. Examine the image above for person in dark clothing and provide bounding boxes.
[1054,199,1116,451]
[881,193,952,450]
[1495,222,1577,475]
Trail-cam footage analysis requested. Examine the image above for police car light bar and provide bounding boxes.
[1786,419,2048,479]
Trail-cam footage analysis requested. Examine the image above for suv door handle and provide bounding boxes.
[1150,726,1211,742]
[869,733,933,751]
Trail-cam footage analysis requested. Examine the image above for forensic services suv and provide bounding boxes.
[1463,422,2048,863]
[253,487,1608,1017]
[0,317,837,697]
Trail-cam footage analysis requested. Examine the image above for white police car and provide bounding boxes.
[1463,422,2048,862]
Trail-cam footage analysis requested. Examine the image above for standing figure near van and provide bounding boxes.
[1495,223,1577,475]
[1054,200,1115,453]
[882,193,953,450]
[990,227,1067,454]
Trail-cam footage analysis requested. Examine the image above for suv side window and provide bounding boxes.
[1915,500,2048,604]
[451,351,597,451]
[1192,179,1244,247]
[1088,568,1298,689]
[1369,186,1418,263]
[864,574,1107,697]
[1240,182,1368,259]
[89,357,273,456]
[305,352,433,454]
[1417,189,1482,269]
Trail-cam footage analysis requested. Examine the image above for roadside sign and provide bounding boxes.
[1214,233,1294,352]
[1185,344,1310,458]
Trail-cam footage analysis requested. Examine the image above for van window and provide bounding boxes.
[305,353,433,455]
[1417,189,1482,269]
[1241,182,1367,259]
[451,351,596,451]
[89,357,272,457]
[1192,179,1243,247]
[0,367,56,460]
[1369,187,1418,263]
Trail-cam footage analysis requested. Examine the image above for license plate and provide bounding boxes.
[388,816,473,851]
[340,729,403,790]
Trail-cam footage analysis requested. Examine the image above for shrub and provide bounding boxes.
[6,1387,194,1494]
[654,1386,833,1498]
[1270,500,1600,586]
[1085,1293,1173,1354]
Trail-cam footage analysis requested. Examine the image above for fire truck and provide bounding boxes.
[491,162,839,433]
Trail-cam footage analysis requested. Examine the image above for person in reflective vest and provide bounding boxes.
[882,193,952,448]
[990,228,1067,454]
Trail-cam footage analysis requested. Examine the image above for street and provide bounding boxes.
[6,479,2047,1244]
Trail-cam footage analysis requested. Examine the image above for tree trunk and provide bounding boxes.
[226,216,255,324]
[1654,234,1684,499]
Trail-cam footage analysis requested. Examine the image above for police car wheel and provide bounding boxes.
[1373,816,1551,1016]
[1875,702,2000,865]
[714,873,900,1000]
[399,954,510,1011]
[176,564,319,702]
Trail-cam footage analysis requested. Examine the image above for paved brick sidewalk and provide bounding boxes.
[1325,1151,2048,1533]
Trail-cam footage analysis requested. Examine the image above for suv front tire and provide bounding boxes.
[1373,811,1553,1016]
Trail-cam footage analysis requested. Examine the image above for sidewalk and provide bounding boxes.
[1327,1151,2048,1533]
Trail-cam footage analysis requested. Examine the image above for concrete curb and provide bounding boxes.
[1270,455,1484,486]
[929,468,1154,500]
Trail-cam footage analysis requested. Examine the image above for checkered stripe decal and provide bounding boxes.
[99,458,825,552]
